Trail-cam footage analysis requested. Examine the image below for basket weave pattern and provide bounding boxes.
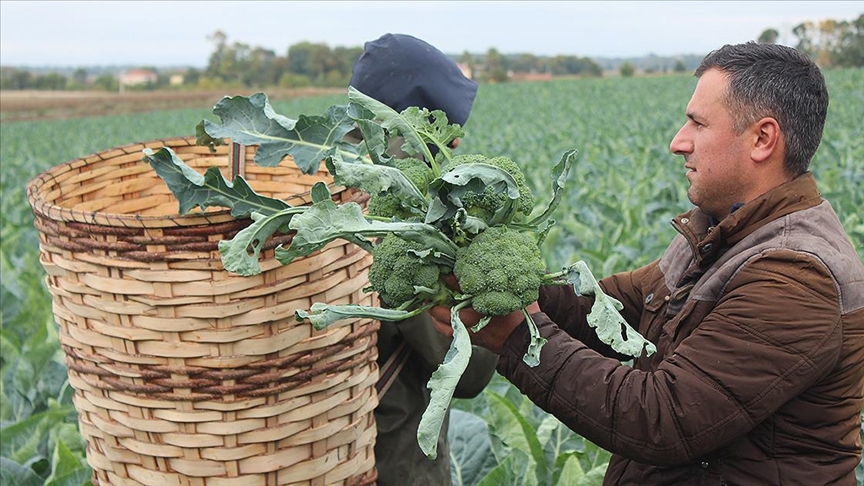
[27,137,379,486]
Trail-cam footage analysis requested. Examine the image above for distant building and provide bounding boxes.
[169,74,185,86]
[509,72,554,82]
[119,69,157,87]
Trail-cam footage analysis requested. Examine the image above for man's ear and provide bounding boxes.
[448,138,460,149]
[751,117,781,163]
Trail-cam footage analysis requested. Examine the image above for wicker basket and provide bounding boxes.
[26,136,379,486]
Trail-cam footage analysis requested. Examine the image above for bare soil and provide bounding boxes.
[0,87,343,122]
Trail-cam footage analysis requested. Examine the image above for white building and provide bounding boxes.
[119,69,157,89]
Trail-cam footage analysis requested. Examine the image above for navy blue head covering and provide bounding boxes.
[350,33,478,127]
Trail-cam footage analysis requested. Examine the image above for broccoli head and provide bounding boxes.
[368,234,444,308]
[453,225,545,316]
[367,158,433,219]
[443,154,535,222]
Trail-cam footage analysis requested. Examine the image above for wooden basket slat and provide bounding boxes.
[119,439,185,459]
[206,476,266,486]
[89,320,164,342]
[98,194,177,215]
[89,414,137,439]
[200,443,269,462]
[27,136,379,486]
[124,465,184,486]
[239,420,311,446]
[171,300,267,319]
[162,433,226,449]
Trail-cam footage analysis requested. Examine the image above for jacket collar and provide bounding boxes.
[672,172,823,265]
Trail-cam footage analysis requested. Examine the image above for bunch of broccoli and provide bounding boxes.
[364,152,549,319]
[144,87,655,460]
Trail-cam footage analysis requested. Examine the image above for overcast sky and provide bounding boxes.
[1,1,861,67]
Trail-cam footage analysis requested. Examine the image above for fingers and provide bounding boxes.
[429,305,454,338]
[428,305,451,323]
[430,315,454,338]
[441,273,462,292]
[429,305,498,338]
[427,302,539,355]
[429,301,481,328]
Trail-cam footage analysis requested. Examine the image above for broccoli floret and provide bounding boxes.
[395,157,434,189]
[367,157,433,219]
[366,193,407,219]
[368,234,444,308]
[453,225,545,315]
[443,154,535,222]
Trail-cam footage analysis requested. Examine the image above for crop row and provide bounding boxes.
[1,69,861,485]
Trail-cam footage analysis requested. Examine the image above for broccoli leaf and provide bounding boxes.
[526,149,577,227]
[523,311,548,367]
[274,191,459,265]
[325,154,427,211]
[566,261,656,357]
[348,87,433,161]
[142,147,291,218]
[218,208,307,275]
[197,93,363,173]
[417,303,473,459]
[277,198,375,262]
[425,163,520,224]
[400,106,465,155]
[453,208,489,234]
[295,302,421,330]
[348,87,462,172]
[346,104,392,166]
[310,181,333,204]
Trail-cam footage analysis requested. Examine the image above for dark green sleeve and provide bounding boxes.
[397,313,498,399]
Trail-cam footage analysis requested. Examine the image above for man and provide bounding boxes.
[430,42,864,484]
[349,33,499,486]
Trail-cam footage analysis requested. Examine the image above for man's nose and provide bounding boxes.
[669,126,692,155]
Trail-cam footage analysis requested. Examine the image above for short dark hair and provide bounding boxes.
[695,42,829,176]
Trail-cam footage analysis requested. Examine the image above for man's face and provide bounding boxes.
[670,69,752,221]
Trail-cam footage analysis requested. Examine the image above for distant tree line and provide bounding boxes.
[195,31,603,88]
[194,31,363,89]
[761,15,864,68]
[2,14,862,92]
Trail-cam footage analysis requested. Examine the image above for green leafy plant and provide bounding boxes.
[3,69,861,486]
[449,377,610,486]
[0,319,92,486]
[142,87,656,459]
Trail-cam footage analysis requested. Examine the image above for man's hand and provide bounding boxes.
[428,301,540,354]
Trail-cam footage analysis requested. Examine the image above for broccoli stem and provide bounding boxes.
[364,214,400,223]
[422,146,439,176]
[396,302,440,320]
[423,138,453,178]
[541,268,573,286]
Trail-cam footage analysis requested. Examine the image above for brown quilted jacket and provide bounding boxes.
[496,173,864,485]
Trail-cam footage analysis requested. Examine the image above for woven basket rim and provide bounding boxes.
[26,135,337,228]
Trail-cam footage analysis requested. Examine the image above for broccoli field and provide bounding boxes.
[2,69,862,485]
